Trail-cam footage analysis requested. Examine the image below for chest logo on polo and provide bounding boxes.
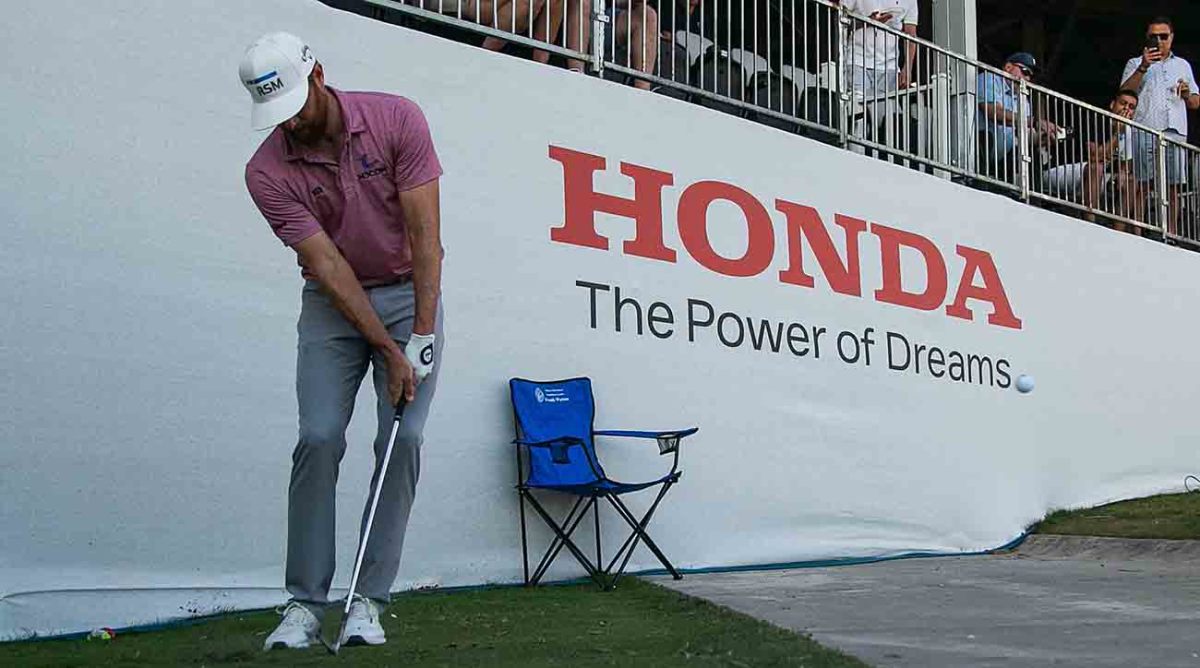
[357,153,387,181]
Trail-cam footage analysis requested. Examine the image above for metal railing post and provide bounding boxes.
[1017,79,1031,202]
[932,70,951,180]
[1158,132,1170,236]
[837,3,850,149]
[591,0,607,75]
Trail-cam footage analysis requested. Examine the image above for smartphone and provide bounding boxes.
[1146,37,1161,55]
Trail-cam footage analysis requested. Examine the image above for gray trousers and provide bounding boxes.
[287,279,442,613]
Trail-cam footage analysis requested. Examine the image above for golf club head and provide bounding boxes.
[321,629,341,656]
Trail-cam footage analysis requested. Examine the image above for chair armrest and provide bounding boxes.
[594,428,698,454]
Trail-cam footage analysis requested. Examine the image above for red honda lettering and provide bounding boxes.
[677,181,774,277]
[945,246,1023,329]
[872,224,948,311]
[548,145,675,262]
[776,200,865,297]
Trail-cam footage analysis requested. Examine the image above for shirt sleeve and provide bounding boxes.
[1186,62,1199,94]
[1120,57,1140,87]
[390,97,444,193]
[244,166,322,247]
[978,73,999,105]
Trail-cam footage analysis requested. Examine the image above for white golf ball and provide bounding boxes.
[1016,374,1035,393]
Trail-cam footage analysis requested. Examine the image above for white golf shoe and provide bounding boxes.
[263,602,322,650]
[340,594,387,646]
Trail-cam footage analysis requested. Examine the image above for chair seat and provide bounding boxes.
[527,470,681,496]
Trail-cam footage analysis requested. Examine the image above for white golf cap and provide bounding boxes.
[239,32,316,130]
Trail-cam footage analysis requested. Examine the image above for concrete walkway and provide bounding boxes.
[651,537,1200,667]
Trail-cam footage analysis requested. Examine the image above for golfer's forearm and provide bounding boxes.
[297,235,400,356]
[399,180,443,336]
[409,248,441,336]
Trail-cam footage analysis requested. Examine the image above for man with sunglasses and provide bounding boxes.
[1120,16,1199,235]
[976,52,1060,185]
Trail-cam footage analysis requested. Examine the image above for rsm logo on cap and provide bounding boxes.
[246,71,284,98]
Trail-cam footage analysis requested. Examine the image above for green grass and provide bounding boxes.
[1032,491,1200,540]
[1,579,868,667]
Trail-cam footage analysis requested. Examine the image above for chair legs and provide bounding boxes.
[602,482,681,589]
[521,492,607,588]
[518,482,680,590]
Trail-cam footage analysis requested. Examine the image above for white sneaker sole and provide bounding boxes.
[265,638,314,650]
[341,633,386,646]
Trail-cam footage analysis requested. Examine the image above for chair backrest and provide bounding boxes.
[727,48,770,80]
[749,71,800,116]
[656,35,692,85]
[509,377,606,487]
[675,30,712,67]
[779,65,820,89]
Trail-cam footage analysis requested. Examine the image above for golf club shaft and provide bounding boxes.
[342,399,407,616]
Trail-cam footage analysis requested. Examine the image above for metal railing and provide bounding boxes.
[324,0,1200,249]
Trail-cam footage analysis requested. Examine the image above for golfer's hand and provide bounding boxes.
[384,347,416,404]
[404,333,436,385]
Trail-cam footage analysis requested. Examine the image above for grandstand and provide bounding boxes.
[326,0,1200,244]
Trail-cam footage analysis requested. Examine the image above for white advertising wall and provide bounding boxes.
[3,0,1199,641]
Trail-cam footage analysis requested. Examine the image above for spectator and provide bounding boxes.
[1120,16,1200,236]
[417,0,583,70]
[833,0,919,97]
[1083,90,1139,233]
[610,0,661,90]
[976,52,1060,184]
[555,0,594,72]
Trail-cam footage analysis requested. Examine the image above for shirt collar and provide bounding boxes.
[282,87,365,163]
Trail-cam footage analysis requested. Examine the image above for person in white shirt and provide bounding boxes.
[1120,16,1200,235]
[833,0,919,98]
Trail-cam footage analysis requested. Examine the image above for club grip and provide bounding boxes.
[393,397,408,423]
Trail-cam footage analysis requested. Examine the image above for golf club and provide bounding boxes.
[325,395,408,655]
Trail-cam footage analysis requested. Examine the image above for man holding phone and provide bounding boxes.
[1120,16,1199,235]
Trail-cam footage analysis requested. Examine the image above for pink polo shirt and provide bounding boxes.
[244,89,442,286]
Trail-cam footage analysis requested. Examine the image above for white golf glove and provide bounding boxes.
[405,333,436,383]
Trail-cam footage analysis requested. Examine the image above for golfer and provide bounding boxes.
[240,32,445,650]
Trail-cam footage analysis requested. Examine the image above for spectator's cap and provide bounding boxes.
[1005,52,1038,73]
[239,32,316,130]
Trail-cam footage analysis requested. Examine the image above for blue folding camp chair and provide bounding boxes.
[509,377,698,590]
